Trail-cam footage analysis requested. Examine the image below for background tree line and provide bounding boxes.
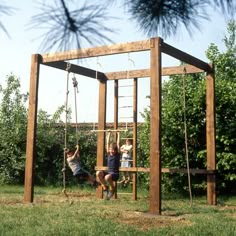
[0,21,235,195]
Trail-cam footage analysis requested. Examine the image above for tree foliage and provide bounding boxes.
[0,74,28,184]
[125,0,235,37]
[27,0,116,52]
[206,20,236,192]
[0,75,98,186]
[0,1,15,38]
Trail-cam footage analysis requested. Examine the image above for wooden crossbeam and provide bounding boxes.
[95,166,216,174]
[41,39,150,63]
[43,62,204,81]
[42,61,106,81]
[161,42,212,72]
[105,65,204,80]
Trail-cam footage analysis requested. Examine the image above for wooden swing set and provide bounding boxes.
[24,37,216,215]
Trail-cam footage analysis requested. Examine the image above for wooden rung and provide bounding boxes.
[95,166,216,174]
[162,168,216,174]
[91,129,128,132]
[119,116,133,119]
[121,138,133,140]
[119,95,133,98]
[119,85,133,88]
[117,192,133,195]
[120,160,133,162]
[119,106,133,108]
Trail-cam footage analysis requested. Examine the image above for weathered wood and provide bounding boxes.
[114,80,119,142]
[96,76,107,198]
[149,37,162,214]
[24,54,41,202]
[24,37,216,212]
[105,65,204,80]
[162,65,204,75]
[43,61,107,81]
[44,61,204,81]
[133,78,138,200]
[206,68,217,205]
[95,166,216,174]
[42,39,150,63]
[161,42,212,72]
[113,80,119,199]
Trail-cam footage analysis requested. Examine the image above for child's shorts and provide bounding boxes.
[74,169,89,181]
[104,171,119,181]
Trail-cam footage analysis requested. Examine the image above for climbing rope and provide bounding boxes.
[62,62,71,198]
[72,74,79,145]
[182,66,193,206]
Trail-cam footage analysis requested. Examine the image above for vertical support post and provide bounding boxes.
[206,66,217,205]
[114,80,119,141]
[24,54,41,202]
[96,76,107,198]
[114,80,119,199]
[132,78,138,200]
[149,37,162,214]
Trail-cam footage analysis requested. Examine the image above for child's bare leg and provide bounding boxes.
[87,174,96,185]
[105,174,115,191]
[127,172,131,181]
[96,171,107,190]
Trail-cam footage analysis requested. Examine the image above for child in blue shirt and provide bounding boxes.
[96,131,120,200]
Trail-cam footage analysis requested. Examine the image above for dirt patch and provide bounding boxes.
[116,211,191,230]
[0,191,95,205]
[219,205,236,210]
[63,192,94,198]
[0,199,23,205]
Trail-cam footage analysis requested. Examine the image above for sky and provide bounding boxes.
[0,1,232,124]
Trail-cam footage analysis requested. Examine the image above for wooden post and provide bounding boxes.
[114,80,118,141]
[24,54,41,202]
[132,78,138,200]
[149,37,162,214]
[114,80,119,198]
[96,76,107,198]
[206,67,217,205]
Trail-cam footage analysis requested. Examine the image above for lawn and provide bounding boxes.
[0,185,235,236]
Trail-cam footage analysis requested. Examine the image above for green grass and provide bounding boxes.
[0,185,235,236]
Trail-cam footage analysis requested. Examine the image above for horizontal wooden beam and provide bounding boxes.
[43,61,204,82]
[95,166,216,174]
[162,65,204,75]
[161,42,212,72]
[42,61,106,81]
[41,39,151,63]
[105,65,204,80]
[162,168,216,174]
[105,69,149,80]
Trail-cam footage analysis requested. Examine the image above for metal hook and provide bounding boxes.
[127,53,135,79]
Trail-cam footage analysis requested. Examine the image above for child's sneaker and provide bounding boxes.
[107,189,115,199]
[103,189,109,200]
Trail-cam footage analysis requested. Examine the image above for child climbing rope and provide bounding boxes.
[66,144,98,187]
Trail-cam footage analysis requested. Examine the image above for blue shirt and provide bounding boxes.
[107,154,120,173]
